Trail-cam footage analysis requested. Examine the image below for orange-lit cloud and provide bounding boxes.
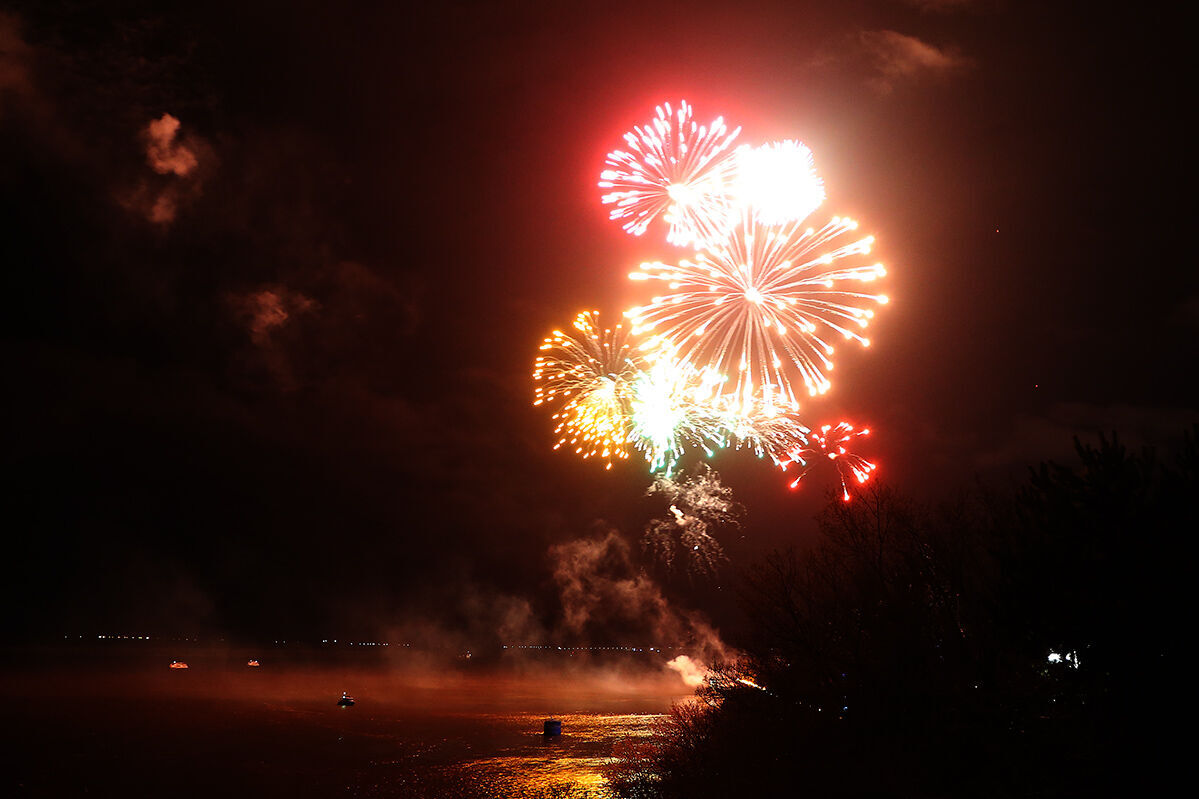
[144,113,199,177]
[123,113,210,225]
[231,287,317,348]
[225,286,319,389]
[857,30,970,93]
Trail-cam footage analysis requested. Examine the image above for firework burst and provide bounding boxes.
[626,213,887,409]
[533,311,643,469]
[599,100,741,248]
[733,139,825,226]
[532,101,891,501]
[778,422,876,500]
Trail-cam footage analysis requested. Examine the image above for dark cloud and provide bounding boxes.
[896,0,978,12]
[974,404,1199,473]
[1174,294,1199,329]
[0,12,33,108]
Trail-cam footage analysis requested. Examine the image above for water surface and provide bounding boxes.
[3,644,687,798]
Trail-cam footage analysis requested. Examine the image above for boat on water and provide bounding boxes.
[169,661,189,670]
[543,718,562,736]
[337,692,355,707]
[247,659,261,667]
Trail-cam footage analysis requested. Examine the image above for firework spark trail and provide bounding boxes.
[627,213,887,409]
[532,311,644,469]
[712,398,812,465]
[678,373,810,462]
[644,465,741,575]
[651,463,740,524]
[778,421,876,499]
[599,100,742,249]
[627,349,724,476]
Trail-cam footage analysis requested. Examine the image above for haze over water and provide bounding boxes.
[3,641,691,798]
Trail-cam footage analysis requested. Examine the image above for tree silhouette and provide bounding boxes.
[610,427,1194,797]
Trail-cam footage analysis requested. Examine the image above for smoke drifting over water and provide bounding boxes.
[370,524,731,691]
[549,528,729,665]
[3,639,690,798]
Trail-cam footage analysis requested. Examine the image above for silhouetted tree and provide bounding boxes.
[610,428,1194,798]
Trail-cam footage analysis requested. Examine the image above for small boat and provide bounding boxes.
[247,659,261,667]
[337,692,355,707]
[169,661,189,670]
[543,718,562,736]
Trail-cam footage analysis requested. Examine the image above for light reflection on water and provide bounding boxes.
[444,713,661,797]
[348,712,663,797]
[5,655,687,798]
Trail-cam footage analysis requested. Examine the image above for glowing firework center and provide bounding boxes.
[534,101,887,495]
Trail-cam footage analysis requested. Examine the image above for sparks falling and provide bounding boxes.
[644,465,741,576]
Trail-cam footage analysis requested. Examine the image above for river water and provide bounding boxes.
[3,644,690,798]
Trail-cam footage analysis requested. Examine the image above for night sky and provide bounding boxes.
[3,0,1193,641]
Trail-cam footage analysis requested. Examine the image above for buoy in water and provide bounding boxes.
[543,719,562,736]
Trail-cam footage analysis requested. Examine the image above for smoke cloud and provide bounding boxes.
[550,528,729,666]
[371,523,731,690]
[665,654,707,688]
[230,288,318,348]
